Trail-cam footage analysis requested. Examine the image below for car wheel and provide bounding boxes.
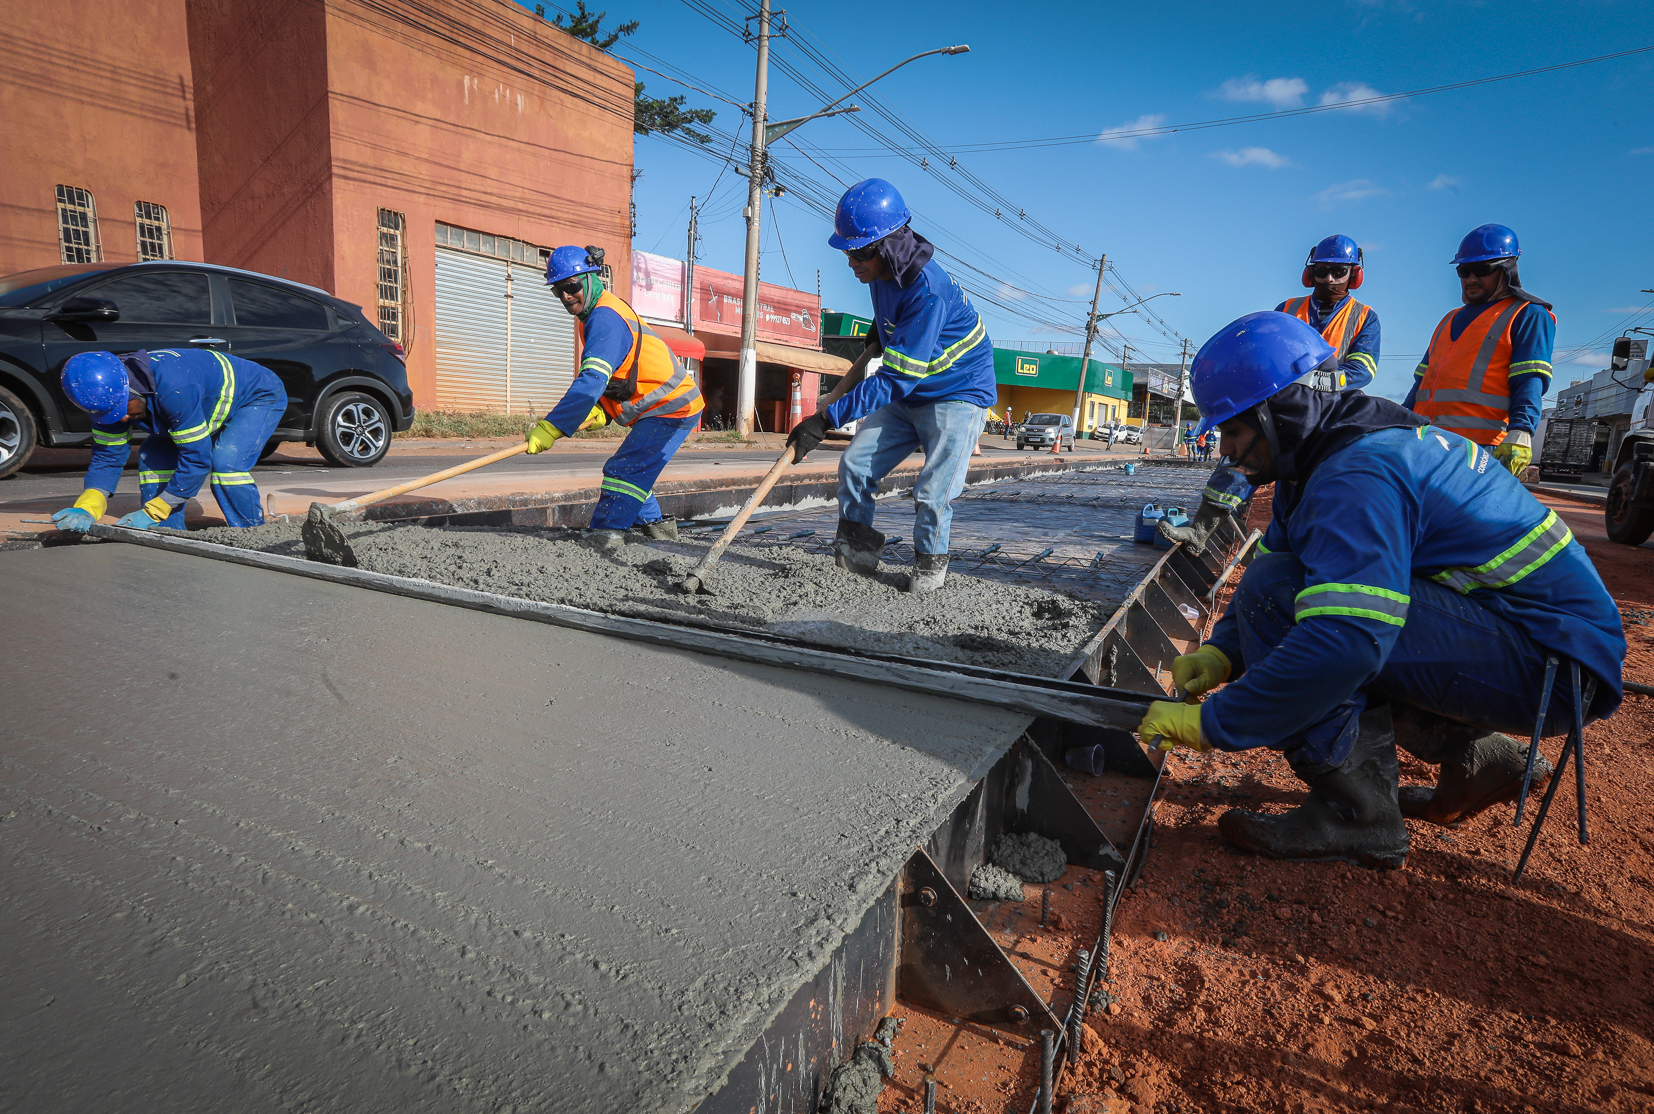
[0,384,38,480]
[317,391,391,467]
[1605,462,1654,546]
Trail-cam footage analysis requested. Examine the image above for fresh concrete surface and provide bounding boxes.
[0,542,1030,1114]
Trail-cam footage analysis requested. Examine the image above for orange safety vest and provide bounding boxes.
[1281,295,1372,380]
[1412,297,1551,446]
[577,290,704,425]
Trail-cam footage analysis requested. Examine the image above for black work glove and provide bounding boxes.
[786,412,832,460]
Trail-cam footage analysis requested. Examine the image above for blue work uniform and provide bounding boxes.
[823,260,996,555]
[1202,425,1623,771]
[1273,294,1381,391]
[85,349,286,528]
[543,299,696,531]
[1403,300,1554,434]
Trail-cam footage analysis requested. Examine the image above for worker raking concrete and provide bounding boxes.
[1407,223,1554,477]
[785,179,996,593]
[51,347,287,532]
[1160,233,1380,554]
[1137,312,1624,867]
[526,245,703,548]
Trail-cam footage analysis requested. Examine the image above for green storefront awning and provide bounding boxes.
[993,348,1131,400]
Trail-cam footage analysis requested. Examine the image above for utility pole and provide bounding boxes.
[1176,337,1191,454]
[736,0,772,436]
[685,196,698,336]
[1063,254,1107,453]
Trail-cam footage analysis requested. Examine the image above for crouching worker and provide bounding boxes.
[528,245,703,549]
[52,348,287,532]
[1137,312,1624,868]
[786,179,995,593]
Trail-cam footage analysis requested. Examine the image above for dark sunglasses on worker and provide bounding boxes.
[844,244,881,263]
[1456,262,1501,278]
[553,279,585,297]
[1310,264,1351,280]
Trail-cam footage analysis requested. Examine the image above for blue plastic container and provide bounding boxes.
[1134,504,1164,544]
[1124,462,1136,476]
[1154,506,1189,548]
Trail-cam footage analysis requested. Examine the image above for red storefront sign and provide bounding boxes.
[629,251,821,350]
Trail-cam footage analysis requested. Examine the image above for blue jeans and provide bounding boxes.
[838,400,986,555]
[136,395,284,528]
[588,414,697,530]
[1230,552,1587,773]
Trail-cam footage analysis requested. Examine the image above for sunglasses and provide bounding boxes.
[1310,264,1351,280]
[552,279,586,297]
[1456,262,1500,279]
[844,244,881,263]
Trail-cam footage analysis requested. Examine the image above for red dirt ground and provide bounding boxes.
[878,488,1654,1114]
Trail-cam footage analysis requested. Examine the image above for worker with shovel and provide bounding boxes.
[1159,233,1380,556]
[51,347,286,532]
[1406,223,1554,477]
[785,178,996,593]
[527,246,704,549]
[1137,312,1623,868]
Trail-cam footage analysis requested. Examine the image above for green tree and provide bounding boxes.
[550,2,718,144]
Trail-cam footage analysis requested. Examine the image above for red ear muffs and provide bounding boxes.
[1348,265,1364,290]
[1301,267,1315,288]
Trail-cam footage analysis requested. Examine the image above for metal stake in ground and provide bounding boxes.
[1513,664,1595,882]
[676,445,795,594]
[1038,1029,1055,1114]
[301,442,531,566]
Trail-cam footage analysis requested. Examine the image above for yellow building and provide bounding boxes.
[994,348,1134,433]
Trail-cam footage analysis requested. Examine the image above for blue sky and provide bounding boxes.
[535,0,1653,401]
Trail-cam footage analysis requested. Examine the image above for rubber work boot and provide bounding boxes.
[833,518,885,578]
[580,528,627,552]
[1218,711,1409,869]
[1392,704,1552,825]
[1155,496,1232,557]
[907,553,948,593]
[632,517,679,541]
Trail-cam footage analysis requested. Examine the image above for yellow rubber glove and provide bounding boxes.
[142,494,174,521]
[578,405,608,432]
[1171,644,1231,699]
[525,419,563,454]
[1139,701,1210,753]
[1491,431,1532,477]
[73,489,108,519]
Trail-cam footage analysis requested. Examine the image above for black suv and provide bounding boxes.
[0,260,415,479]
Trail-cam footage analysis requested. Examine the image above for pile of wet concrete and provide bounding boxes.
[188,521,1111,677]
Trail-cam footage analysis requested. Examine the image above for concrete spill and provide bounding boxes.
[186,521,1112,677]
[820,1016,899,1114]
[990,831,1067,883]
[968,863,1028,902]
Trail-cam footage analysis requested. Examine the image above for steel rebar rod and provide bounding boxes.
[1038,1030,1055,1114]
[1515,655,1560,826]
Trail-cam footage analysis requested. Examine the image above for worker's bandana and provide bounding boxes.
[574,272,605,319]
[1257,385,1426,488]
[118,350,157,397]
[875,224,935,289]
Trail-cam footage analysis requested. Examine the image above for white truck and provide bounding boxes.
[1605,336,1654,546]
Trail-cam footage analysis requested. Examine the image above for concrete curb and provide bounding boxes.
[1525,482,1608,505]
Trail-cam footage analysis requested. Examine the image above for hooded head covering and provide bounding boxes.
[119,350,158,397]
[874,224,935,289]
[1242,384,1426,489]
[1490,258,1551,311]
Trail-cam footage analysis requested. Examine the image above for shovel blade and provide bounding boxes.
[302,503,358,567]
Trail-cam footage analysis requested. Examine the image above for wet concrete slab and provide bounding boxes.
[0,543,1031,1114]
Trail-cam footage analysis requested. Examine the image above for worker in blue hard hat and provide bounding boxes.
[1159,233,1381,556]
[786,178,997,593]
[526,245,703,548]
[1407,224,1554,477]
[1137,311,1623,867]
[51,347,287,532]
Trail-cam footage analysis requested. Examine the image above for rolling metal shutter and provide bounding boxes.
[433,247,576,412]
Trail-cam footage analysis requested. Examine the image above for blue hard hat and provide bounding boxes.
[828,178,911,250]
[1307,234,1362,267]
[61,350,130,424]
[1190,311,1335,436]
[545,245,603,285]
[1451,224,1519,265]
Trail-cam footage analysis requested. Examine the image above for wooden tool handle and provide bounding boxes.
[331,442,531,513]
[681,445,796,586]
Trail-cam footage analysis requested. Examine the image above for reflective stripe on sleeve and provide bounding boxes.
[1509,360,1552,378]
[172,420,212,444]
[1431,510,1572,594]
[600,476,651,502]
[1294,583,1410,626]
[581,356,614,377]
[1346,351,1376,375]
[881,315,988,379]
[1254,541,1271,556]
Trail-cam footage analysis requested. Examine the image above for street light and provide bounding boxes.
[1062,285,1180,451]
[735,0,970,435]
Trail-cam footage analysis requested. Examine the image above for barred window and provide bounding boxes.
[435,221,543,265]
[376,208,407,342]
[56,185,102,264]
[600,263,613,291]
[134,201,173,261]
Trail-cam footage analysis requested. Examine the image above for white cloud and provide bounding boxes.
[1632,147,1654,155]
[1315,179,1388,208]
[996,282,1028,302]
[1066,283,1093,297]
[1096,114,1167,151]
[1214,146,1291,168]
[1318,82,1395,116]
[1217,77,1308,109]
[1428,174,1461,192]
